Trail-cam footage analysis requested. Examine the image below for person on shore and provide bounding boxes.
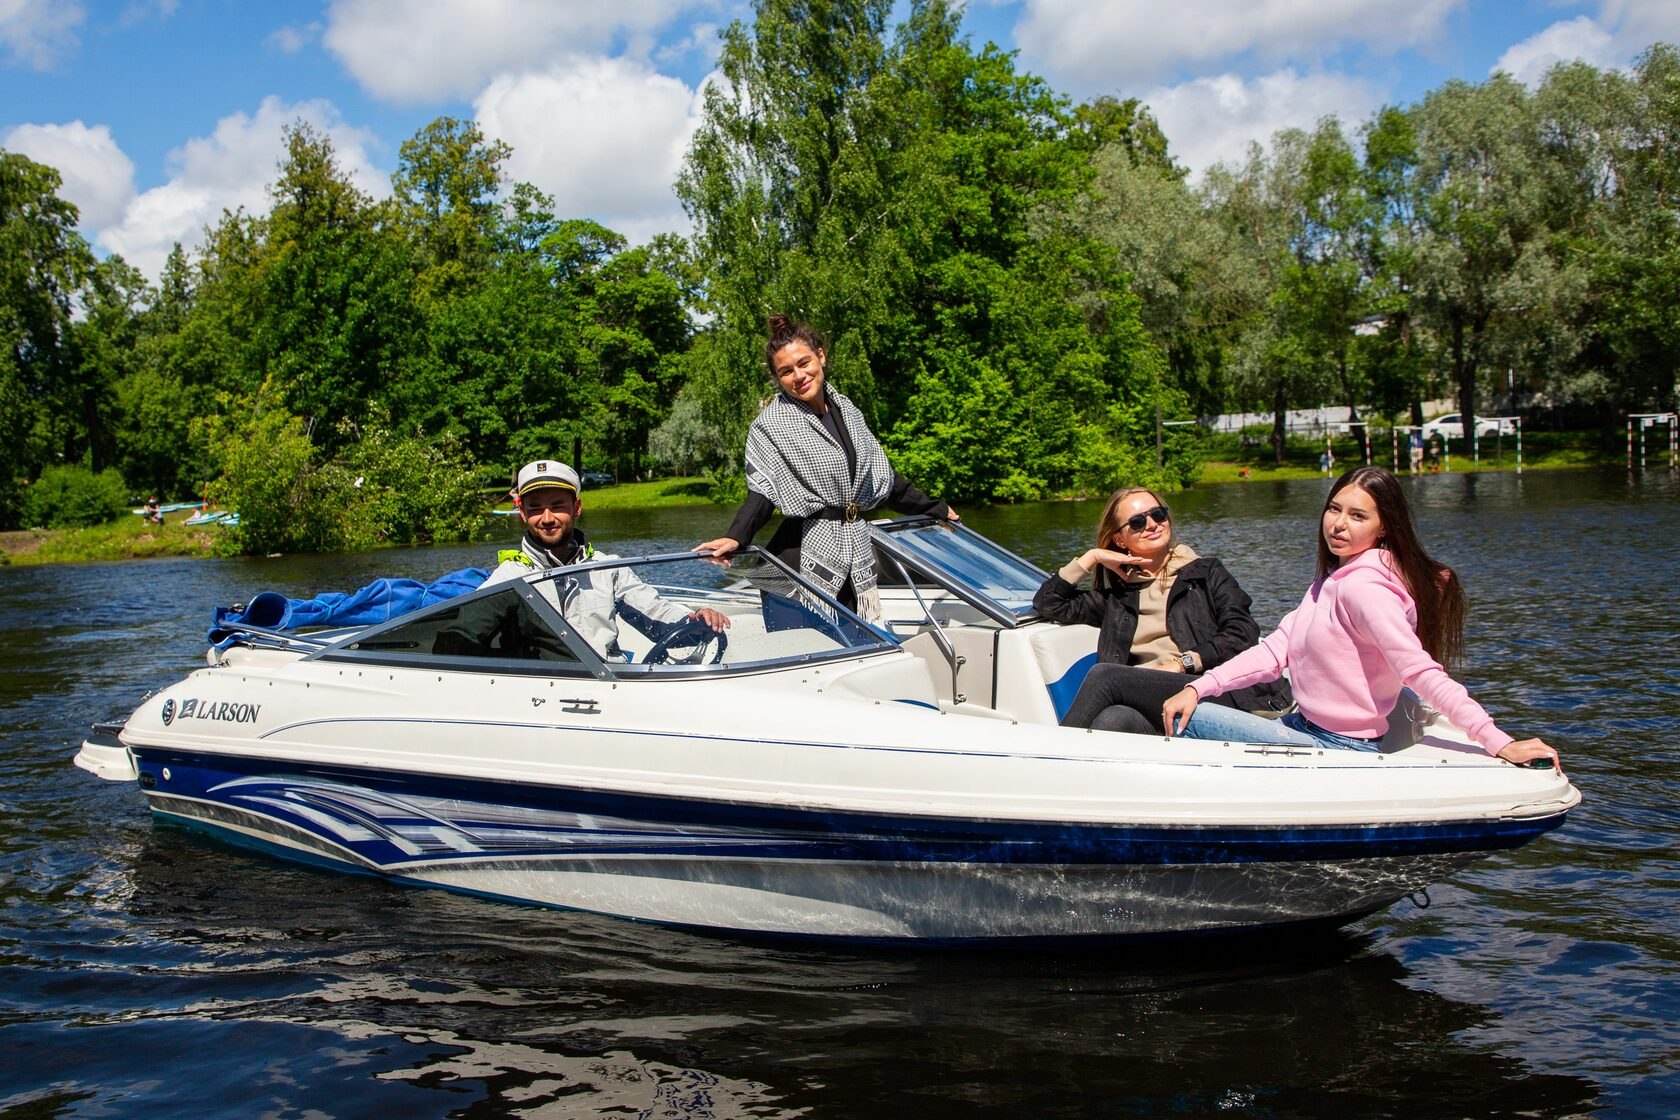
[1160,466,1559,768]
[696,314,958,619]
[144,496,163,525]
[1032,487,1289,733]
[1408,430,1424,474]
[441,459,727,661]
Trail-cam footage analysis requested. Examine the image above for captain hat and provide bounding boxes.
[514,459,581,497]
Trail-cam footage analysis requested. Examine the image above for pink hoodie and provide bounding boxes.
[1190,549,1514,755]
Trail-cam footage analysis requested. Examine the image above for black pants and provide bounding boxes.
[1060,662,1238,734]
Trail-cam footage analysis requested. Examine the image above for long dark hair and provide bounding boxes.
[1318,466,1464,670]
[764,313,825,376]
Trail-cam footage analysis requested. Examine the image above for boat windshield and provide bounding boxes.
[316,549,895,677]
[870,517,1049,626]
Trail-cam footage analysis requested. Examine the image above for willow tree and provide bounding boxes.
[677,0,897,439]
[1203,131,1341,463]
[1407,75,1547,440]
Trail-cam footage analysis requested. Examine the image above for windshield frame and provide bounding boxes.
[309,547,900,679]
[869,516,1050,627]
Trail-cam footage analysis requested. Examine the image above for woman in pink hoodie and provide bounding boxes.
[1160,466,1558,768]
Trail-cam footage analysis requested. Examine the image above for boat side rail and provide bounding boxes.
[209,621,342,656]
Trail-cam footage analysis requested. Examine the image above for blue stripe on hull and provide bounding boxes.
[132,748,1569,873]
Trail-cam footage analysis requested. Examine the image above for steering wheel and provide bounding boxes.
[642,617,728,666]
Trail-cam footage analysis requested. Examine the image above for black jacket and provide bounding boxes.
[1032,556,1292,713]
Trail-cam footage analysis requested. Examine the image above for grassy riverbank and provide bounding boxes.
[0,477,723,565]
[1195,427,1620,484]
[0,514,231,565]
[0,438,1636,565]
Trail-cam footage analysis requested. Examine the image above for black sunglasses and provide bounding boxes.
[1120,505,1170,534]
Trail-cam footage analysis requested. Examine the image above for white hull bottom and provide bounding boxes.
[149,792,1478,940]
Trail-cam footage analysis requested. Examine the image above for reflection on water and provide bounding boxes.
[2,468,1676,1117]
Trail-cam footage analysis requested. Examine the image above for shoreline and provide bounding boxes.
[0,458,1629,567]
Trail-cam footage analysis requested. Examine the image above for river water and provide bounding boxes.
[3,469,1675,1118]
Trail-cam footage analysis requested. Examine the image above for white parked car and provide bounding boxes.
[1421,413,1514,440]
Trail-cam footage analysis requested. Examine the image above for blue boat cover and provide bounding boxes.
[209,567,488,644]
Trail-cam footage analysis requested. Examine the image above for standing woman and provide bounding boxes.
[697,314,958,619]
[1161,466,1559,768]
[1034,487,1289,733]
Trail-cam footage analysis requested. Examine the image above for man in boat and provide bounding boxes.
[440,459,727,661]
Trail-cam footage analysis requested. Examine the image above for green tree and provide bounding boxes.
[114,244,214,497]
[63,256,148,476]
[1358,106,1431,424]
[1541,47,1680,417]
[543,221,692,478]
[1285,118,1374,428]
[386,121,578,473]
[392,116,511,303]
[1074,142,1247,419]
[0,150,95,524]
[1069,95,1176,174]
[260,123,416,447]
[203,388,486,556]
[1407,75,1546,438]
[1203,134,1335,462]
[677,0,1161,498]
[21,463,130,528]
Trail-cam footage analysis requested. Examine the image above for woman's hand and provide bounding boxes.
[1497,738,1560,769]
[1161,685,1200,737]
[944,505,960,524]
[1057,547,1143,584]
[1087,547,1143,575]
[695,536,740,558]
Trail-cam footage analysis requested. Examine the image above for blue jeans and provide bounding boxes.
[1183,706,1385,752]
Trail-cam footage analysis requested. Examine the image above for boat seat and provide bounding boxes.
[1022,623,1100,723]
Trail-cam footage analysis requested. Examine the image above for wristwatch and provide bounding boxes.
[1178,651,1196,673]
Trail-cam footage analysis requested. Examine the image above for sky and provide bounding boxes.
[4,0,1678,284]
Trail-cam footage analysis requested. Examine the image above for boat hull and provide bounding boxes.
[130,747,1565,940]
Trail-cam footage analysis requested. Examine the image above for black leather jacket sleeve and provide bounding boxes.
[1174,558,1261,671]
[1032,572,1106,628]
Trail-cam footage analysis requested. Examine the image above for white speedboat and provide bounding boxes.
[75,519,1579,942]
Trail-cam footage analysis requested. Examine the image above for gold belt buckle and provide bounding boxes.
[843,500,859,522]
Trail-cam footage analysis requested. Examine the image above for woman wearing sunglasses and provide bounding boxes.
[1032,487,1290,733]
[1159,466,1559,767]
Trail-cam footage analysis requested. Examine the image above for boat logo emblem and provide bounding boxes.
[161,699,175,725]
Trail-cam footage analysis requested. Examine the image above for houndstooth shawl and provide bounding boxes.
[745,387,893,618]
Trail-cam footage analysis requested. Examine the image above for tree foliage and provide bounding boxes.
[677,0,1174,498]
[6,29,1680,544]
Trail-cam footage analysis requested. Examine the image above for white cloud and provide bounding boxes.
[95,96,386,282]
[1145,69,1383,180]
[1600,0,1680,55]
[654,20,723,69]
[0,0,85,68]
[322,0,706,104]
[267,21,321,55]
[3,120,135,228]
[475,57,705,244]
[1493,17,1619,87]
[118,0,178,28]
[1013,0,1461,93]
